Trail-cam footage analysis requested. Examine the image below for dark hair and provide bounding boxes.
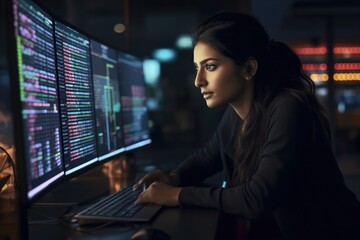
[193,12,330,184]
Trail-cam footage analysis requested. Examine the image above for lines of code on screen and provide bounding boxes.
[55,21,98,174]
[90,40,124,160]
[12,0,64,198]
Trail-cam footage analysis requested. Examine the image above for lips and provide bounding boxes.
[202,91,213,99]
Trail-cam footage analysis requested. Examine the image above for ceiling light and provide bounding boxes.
[113,23,125,33]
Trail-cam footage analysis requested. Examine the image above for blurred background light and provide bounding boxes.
[143,59,161,86]
[113,23,125,33]
[176,35,193,49]
[152,48,176,62]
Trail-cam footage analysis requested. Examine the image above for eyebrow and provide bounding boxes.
[194,57,221,66]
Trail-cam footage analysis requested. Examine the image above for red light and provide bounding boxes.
[294,47,327,55]
[334,63,360,70]
[302,63,327,71]
[319,63,327,70]
[333,47,360,54]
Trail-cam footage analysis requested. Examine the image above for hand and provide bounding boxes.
[134,182,181,207]
[133,169,179,191]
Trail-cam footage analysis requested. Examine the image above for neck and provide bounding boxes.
[230,84,253,120]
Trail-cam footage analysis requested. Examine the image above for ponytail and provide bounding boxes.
[267,40,331,141]
[235,40,331,184]
[265,40,314,93]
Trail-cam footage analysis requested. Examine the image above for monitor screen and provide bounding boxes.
[54,20,98,175]
[117,52,151,151]
[90,40,125,160]
[10,0,64,201]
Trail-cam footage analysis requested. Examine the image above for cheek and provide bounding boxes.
[217,72,243,95]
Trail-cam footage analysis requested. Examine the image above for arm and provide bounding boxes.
[135,107,238,206]
[135,106,238,190]
[179,95,313,218]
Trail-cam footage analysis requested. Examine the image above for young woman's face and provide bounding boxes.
[193,42,250,108]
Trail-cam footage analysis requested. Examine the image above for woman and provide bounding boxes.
[134,12,360,239]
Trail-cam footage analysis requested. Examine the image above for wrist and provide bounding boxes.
[173,187,182,206]
[169,172,180,186]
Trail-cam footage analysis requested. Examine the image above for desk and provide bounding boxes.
[19,155,236,240]
[28,206,224,240]
[0,147,240,240]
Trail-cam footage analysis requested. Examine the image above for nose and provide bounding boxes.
[194,70,206,88]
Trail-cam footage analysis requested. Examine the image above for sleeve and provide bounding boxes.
[173,107,237,186]
[179,96,313,218]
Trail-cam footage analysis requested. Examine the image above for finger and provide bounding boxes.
[134,175,150,191]
[135,192,146,205]
[138,173,160,189]
[133,182,143,191]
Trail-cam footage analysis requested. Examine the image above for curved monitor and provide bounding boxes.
[8,0,151,206]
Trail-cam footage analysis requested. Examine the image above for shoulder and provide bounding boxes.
[267,90,314,128]
[269,90,311,114]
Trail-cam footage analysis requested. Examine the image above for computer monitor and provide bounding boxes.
[8,0,152,209]
[8,0,64,204]
[90,40,125,160]
[117,52,151,151]
[54,20,98,175]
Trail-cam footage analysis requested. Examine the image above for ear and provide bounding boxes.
[244,57,258,81]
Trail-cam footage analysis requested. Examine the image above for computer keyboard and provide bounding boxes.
[73,186,162,225]
[79,186,143,218]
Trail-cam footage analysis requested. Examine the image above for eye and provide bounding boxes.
[205,63,216,71]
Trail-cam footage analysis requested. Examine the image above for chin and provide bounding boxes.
[205,99,221,108]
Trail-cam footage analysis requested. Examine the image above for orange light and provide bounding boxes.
[333,73,360,81]
[310,73,329,81]
[334,63,360,70]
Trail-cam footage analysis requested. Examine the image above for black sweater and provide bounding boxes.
[174,93,360,239]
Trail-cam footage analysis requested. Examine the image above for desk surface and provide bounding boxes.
[0,150,236,240]
[28,206,222,240]
[10,154,233,240]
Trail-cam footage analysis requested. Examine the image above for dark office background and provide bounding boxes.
[0,0,359,197]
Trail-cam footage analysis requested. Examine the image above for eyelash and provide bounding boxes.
[205,63,216,71]
[194,63,217,72]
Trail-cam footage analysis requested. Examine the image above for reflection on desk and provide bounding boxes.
[0,184,19,240]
